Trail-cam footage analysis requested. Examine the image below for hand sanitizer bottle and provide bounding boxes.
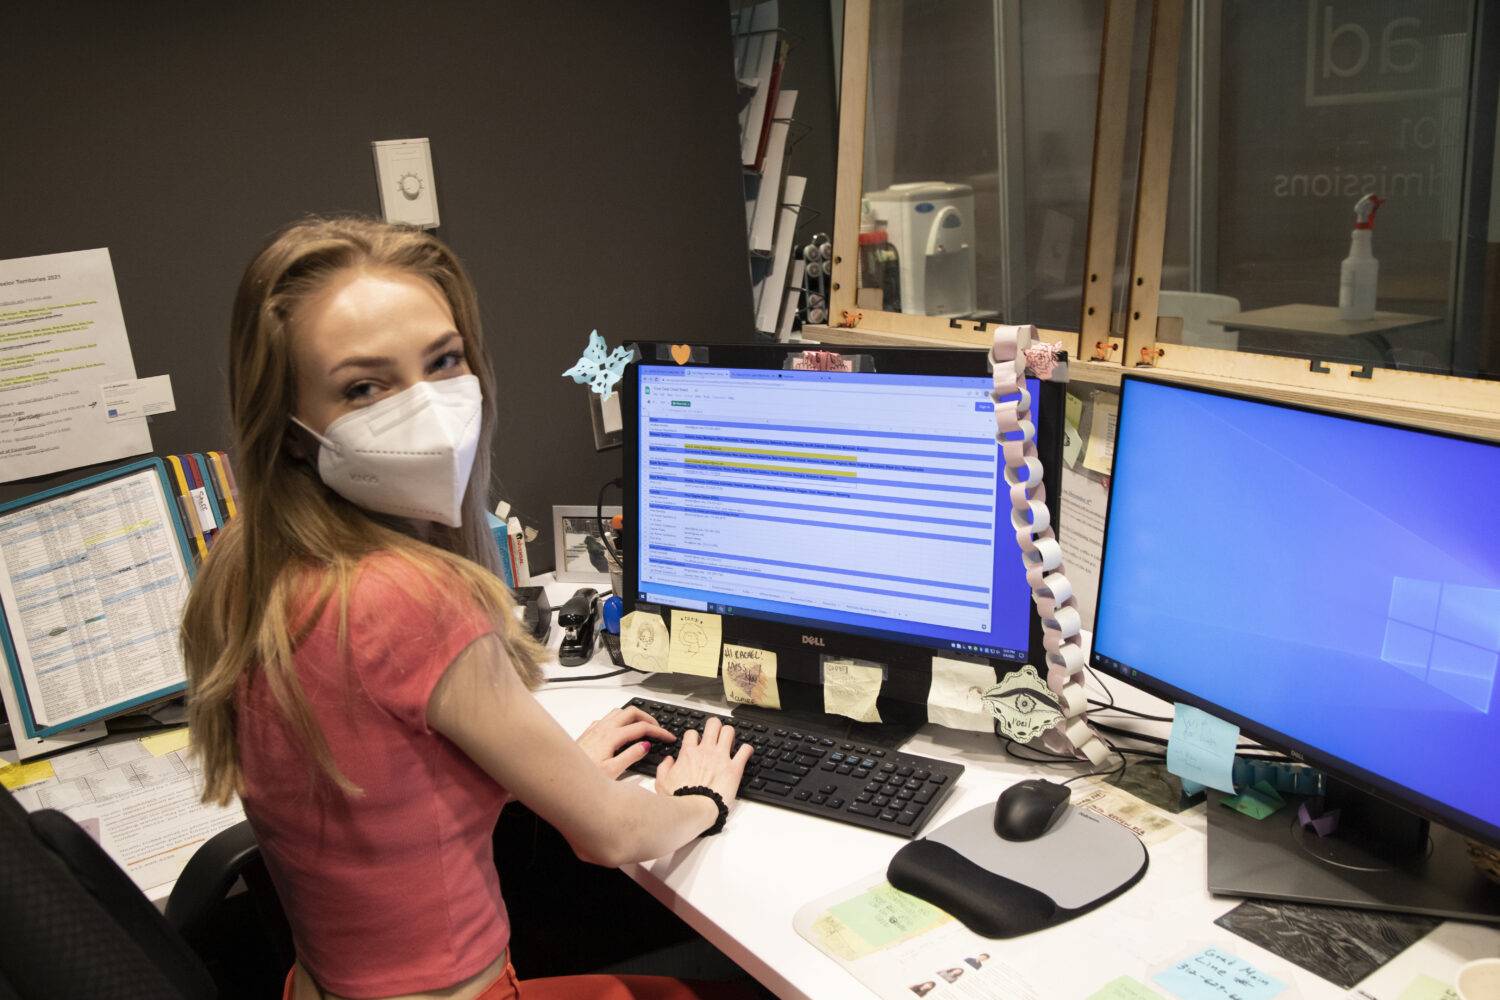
[1338,194,1384,321]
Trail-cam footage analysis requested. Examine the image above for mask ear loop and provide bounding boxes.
[988,324,1108,767]
[288,415,338,452]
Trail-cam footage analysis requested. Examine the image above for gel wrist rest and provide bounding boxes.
[887,803,1148,938]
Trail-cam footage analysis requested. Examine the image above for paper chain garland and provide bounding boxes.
[992,324,1110,766]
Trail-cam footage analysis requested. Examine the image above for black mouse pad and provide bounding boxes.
[1213,899,1439,989]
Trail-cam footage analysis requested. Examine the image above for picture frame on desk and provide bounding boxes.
[552,505,621,583]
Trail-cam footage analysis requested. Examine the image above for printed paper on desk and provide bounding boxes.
[100,374,175,421]
[927,657,997,732]
[1064,393,1085,468]
[1083,395,1118,475]
[1073,779,1185,847]
[824,659,883,723]
[722,645,780,709]
[620,611,669,672]
[1167,704,1239,795]
[666,610,721,677]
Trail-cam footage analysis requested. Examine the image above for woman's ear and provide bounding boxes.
[284,419,315,463]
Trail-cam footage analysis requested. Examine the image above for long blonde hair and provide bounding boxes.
[183,216,543,805]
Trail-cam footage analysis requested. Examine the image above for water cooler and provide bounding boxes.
[863,182,977,317]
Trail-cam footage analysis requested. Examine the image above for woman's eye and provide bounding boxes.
[430,350,465,373]
[344,382,377,401]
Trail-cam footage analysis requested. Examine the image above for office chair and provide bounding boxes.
[0,787,290,1000]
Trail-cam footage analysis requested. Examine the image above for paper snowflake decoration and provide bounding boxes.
[561,329,633,401]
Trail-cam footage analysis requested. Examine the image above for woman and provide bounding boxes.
[182,217,752,1000]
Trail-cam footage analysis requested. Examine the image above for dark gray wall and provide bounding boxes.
[0,1,755,571]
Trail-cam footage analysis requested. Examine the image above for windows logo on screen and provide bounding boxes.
[1381,577,1500,713]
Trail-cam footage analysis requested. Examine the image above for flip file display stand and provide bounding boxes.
[991,324,1107,765]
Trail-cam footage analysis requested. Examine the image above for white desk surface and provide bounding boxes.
[529,579,1498,1000]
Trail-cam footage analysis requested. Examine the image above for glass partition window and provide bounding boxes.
[1157,0,1498,377]
[859,0,1106,330]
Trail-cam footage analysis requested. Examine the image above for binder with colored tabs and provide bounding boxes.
[207,450,238,520]
[164,454,208,561]
[0,458,196,755]
[188,454,224,541]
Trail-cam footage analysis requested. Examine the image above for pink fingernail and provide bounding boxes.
[638,741,650,751]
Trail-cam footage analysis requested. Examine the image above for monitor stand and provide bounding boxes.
[729,704,924,751]
[1206,778,1500,924]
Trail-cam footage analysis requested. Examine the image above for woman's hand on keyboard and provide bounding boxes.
[653,717,753,806]
[576,706,676,780]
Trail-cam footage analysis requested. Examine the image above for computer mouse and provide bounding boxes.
[993,778,1071,842]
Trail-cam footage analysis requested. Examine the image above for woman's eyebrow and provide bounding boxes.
[328,331,460,376]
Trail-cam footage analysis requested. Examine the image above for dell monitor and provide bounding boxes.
[621,343,1063,739]
[1092,375,1500,922]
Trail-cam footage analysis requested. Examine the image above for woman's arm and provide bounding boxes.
[427,633,751,867]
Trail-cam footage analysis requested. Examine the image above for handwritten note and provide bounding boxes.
[824,882,949,953]
[927,656,997,732]
[666,610,721,676]
[1168,704,1239,795]
[1089,976,1164,1000]
[722,645,780,709]
[1153,947,1285,1000]
[823,659,883,723]
[620,611,669,672]
[1395,974,1458,1000]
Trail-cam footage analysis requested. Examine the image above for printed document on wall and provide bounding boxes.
[0,249,151,482]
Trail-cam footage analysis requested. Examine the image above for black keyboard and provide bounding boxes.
[622,697,963,838]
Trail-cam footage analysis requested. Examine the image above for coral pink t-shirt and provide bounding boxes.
[237,553,508,998]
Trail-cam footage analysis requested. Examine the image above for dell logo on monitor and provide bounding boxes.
[801,634,825,648]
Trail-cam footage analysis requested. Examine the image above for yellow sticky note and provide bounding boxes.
[927,656,997,732]
[823,659,883,723]
[621,611,670,672]
[666,610,721,677]
[0,759,56,790]
[722,645,780,709]
[141,727,192,757]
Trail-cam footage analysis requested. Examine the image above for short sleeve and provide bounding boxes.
[346,554,497,732]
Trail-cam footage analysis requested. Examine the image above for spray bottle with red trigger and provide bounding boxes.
[1338,194,1385,321]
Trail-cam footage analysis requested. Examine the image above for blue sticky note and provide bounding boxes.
[1167,704,1239,795]
[1153,947,1286,1000]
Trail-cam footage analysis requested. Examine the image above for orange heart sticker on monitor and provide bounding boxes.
[670,344,692,365]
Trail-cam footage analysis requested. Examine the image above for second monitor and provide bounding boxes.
[621,344,1063,733]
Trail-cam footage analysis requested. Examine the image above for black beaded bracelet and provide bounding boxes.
[672,785,728,837]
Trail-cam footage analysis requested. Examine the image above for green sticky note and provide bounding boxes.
[1396,973,1458,1000]
[1251,780,1285,804]
[1222,781,1286,820]
[826,883,948,950]
[1088,975,1161,1000]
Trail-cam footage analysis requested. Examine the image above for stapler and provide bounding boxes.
[557,587,600,666]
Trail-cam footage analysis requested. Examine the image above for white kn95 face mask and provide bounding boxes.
[292,374,482,528]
